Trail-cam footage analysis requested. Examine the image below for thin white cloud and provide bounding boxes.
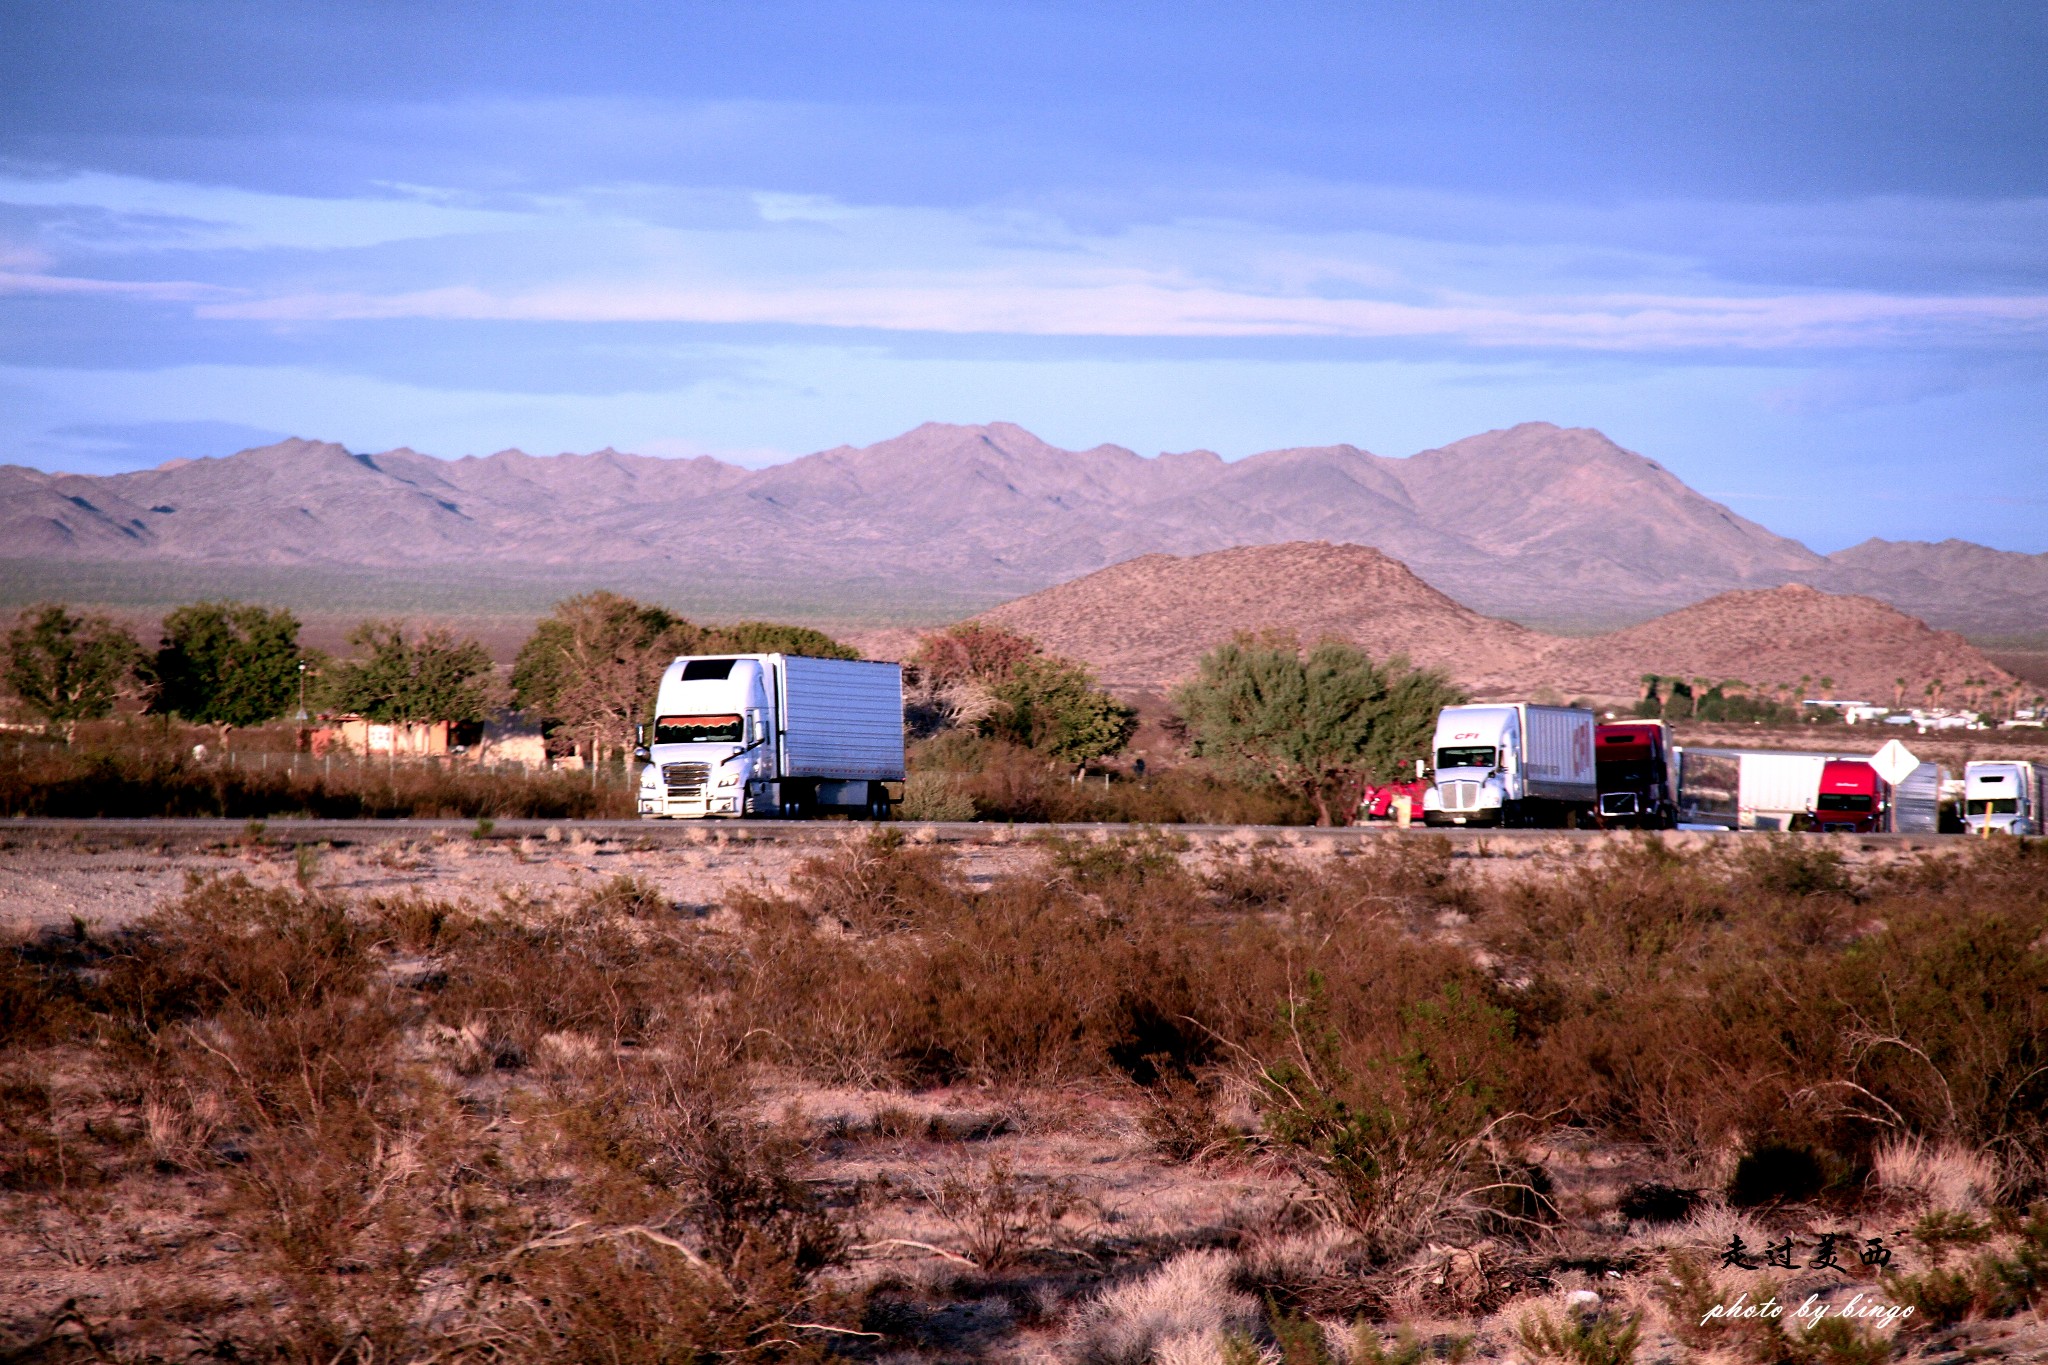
[0,269,232,301]
[195,275,2048,350]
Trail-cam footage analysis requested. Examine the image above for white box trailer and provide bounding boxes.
[636,653,904,819]
[1423,703,1596,827]
[1963,760,2044,835]
[1739,753,1830,831]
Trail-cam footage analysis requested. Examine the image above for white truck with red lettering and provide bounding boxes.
[1423,703,1597,828]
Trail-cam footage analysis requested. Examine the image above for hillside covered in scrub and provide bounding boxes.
[3,829,2046,1361]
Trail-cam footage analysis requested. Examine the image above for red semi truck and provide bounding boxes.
[1810,759,1888,833]
[1593,720,1677,828]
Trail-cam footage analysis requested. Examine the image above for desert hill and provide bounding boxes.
[1523,583,2021,706]
[973,543,2020,707]
[976,542,1551,689]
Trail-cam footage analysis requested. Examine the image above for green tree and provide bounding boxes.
[151,600,303,732]
[3,604,144,742]
[323,622,493,723]
[986,655,1137,766]
[704,621,858,660]
[1173,632,1463,825]
[513,593,700,760]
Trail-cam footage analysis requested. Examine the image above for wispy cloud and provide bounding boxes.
[7,172,2045,352]
[194,276,2048,349]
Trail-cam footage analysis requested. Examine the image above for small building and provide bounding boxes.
[303,716,484,758]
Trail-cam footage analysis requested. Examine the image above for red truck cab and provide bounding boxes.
[1594,721,1676,828]
[1812,759,1888,833]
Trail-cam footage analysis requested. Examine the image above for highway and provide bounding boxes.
[0,816,1961,852]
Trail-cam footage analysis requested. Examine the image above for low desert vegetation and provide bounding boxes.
[0,720,632,818]
[4,832,2046,1359]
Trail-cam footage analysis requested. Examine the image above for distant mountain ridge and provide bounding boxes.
[1,421,2039,636]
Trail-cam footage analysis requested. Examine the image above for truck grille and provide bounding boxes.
[1442,781,1481,812]
[661,761,710,797]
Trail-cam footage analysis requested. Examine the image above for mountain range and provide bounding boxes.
[3,421,2042,637]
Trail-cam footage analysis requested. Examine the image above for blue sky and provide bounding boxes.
[2,1,2044,551]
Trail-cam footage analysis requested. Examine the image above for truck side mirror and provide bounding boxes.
[634,746,650,763]
[748,708,767,745]
[1414,758,1425,779]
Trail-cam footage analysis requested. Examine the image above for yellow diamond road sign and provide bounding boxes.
[1871,738,1921,787]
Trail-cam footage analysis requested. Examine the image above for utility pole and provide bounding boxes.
[295,661,308,722]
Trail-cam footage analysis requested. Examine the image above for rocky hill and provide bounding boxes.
[974,543,2020,706]
[1523,583,2021,706]
[977,542,1551,689]
[3,420,2036,636]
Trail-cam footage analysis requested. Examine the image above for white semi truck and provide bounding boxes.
[1423,703,1597,828]
[1963,759,2045,835]
[635,653,904,819]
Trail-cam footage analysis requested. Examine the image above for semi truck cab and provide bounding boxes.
[1594,720,1676,828]
[1964,760,2041,835]
[1422,703,1595,828]
[638,656,776,818]
[1811,759,1887,833]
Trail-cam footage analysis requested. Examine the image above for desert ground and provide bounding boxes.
[3,825,2045,1363]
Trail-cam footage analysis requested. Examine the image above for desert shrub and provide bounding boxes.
[1738,835,1855,900]
[95,874,374,1042]
[484,1231,838,1365]
[1069,1249,1254,1365]
[1615,1181,1701,1224]
[1517,1305,1642,1365]
[899,769,976,820]
[786,828,961,934]
[1247,968,1524,1259]
[578,872,670,919]
[1729,1143,1827,1207]
[419,902,697,1057]
[0,722,631,818]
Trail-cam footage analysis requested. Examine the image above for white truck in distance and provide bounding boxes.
[1423,703,1597,828]
[636,653,904,819]
[1963,760,2045,835]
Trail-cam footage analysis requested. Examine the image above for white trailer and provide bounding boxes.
[635,653,904,819]
[1423,703,1596,827]
[1964,760,2045,835]
[1889,761,1942,834]
[1739,753,1830,831]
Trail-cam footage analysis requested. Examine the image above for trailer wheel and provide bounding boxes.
[866,782,891,821]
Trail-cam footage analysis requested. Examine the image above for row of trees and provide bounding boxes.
[7,594,1467,826]
[510,591,859,762]
[3,593,866,747]
[3,602,497,741]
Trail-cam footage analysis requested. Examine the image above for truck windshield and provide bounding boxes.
[1817,793,1873,812]
[1967,798,2019,815]
[1437,746,1497,769]
[655,714,743,744]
